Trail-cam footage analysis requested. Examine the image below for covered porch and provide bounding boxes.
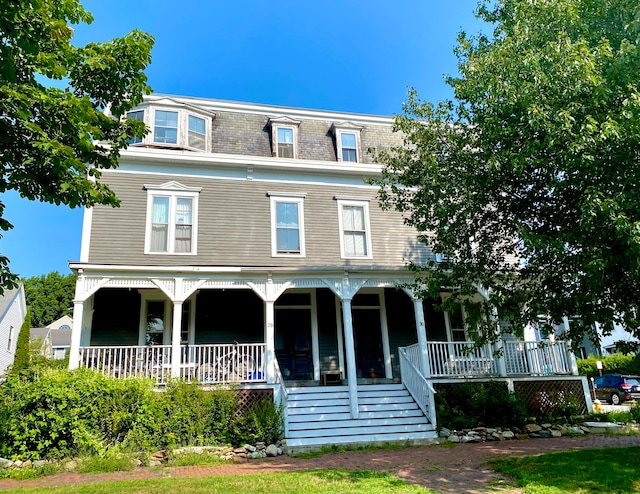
[68,267,578,426]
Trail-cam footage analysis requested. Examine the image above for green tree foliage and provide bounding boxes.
[23,272,76,327]
[0,0,154,292]
[376,0,640,348]
[12,307,31,372]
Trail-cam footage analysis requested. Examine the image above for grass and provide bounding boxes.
[76,454,137,474]
[1,469,436,493]
[489,446,640,493]
[167,452,227,467]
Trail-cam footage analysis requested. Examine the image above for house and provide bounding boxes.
[68,94,590,448]
[30,316,73,360]
[0,284,27,377]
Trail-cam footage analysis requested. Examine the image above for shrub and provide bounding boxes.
[435,381,528,430]
[228,398,284,445]
[578,354,640,378]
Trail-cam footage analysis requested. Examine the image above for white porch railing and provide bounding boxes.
[398,345,436,427]
[78,343,266,384]
[427,341,499,378]
[78,345,172,384]
[503,340,572,376]
[182,343,266,383]
[274,358,289,437]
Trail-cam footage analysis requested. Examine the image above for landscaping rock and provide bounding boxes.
[439,427,451,438]
[524,423,542,433]
[0,458,12,468]
[149,459,162,467]
[502,430,515,439]
[266,444,279,457]
[244,444,257,452]
[64,460,77,471]
[538,430,551,438]
[550,430,562,438]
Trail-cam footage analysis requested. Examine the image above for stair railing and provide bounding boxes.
[399,345,437,428]
[274,358,289,437]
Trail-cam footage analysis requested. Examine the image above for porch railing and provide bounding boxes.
[427,341,499,378]
[181,343,266,383]
[503,340,572,376]
[78,345,172,384]
[78,343,266,384]
[398,345,436,427]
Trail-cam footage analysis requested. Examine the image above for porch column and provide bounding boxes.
[171,301,183,378]
[412,298,431,377]
[69,300,85,369]
[341,297,359,418]
[562,316,579,375]
[491,307,507,377]
[265,300,276,384]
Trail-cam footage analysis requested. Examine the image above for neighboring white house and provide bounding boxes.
[0,284,27,376]
[30,315,73,360]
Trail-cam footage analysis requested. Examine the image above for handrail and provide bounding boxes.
[398,345,436,428]
[273,358,289,437]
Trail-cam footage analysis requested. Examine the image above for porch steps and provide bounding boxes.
[284,383,436,448]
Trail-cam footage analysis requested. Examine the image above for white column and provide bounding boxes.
[491,306,507,377]
[310,290,320,381]
[334,296,345,377]
[265,300,276,383]
[413,298,431,377]
[378,291,393,379]
[69,300,85,369]
[562,316,579,375]
[342,298,359,418]
[171,301,183,378]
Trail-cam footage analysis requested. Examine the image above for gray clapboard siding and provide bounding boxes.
[88,171,430,268]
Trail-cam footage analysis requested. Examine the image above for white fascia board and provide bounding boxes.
[68,263,411,276]
[119,147,384,177]
[144,94,395,127]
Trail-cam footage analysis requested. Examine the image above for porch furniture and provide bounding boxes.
[321,370,342,386]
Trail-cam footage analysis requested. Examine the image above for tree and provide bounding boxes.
[0,0,154,291]
[376,0,640,349]
[23,272,76,328]
[12,308,32,372]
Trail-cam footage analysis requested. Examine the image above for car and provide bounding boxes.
[592,374,640,405]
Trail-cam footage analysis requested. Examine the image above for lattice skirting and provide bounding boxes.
[434,378,588,416]
[514,379,588,415]
[233,388,274,417]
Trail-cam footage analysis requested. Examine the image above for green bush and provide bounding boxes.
[157,381,238,448]
[578,354,640,378]
[228,399,284,445]
[435,381,528,430]
[0,368,271,460]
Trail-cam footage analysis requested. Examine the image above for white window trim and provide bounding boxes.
[144,181,202,255]
[336,129,361,163]
[274,125,298,159]
[268,192,306,257]
[336,198,373,259]
[126,104,213,152]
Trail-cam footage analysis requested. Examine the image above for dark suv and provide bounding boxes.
[593,374,640,405]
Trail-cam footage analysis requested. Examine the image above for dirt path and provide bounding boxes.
[2,435,640,493]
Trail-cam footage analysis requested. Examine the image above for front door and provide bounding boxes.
[351,293,385,379]
[275,308,313,380]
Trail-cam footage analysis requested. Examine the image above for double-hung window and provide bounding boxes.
[340,132,358,162]
[144,182,201,255]
[126,110,145,145]
[276,127,295,158]
[336,197,372,258]
[269,192,306,257]
[154,110,179,144]
[188,115,206,151]
[332,123,363,163]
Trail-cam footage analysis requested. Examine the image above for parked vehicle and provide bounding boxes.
[592,374,640,405]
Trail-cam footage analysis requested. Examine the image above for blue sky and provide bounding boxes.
[2,0,488,279]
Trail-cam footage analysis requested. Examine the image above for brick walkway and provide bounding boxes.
[2,435,640,493]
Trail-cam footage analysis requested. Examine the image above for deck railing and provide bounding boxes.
[78,343,266,384]
[502,340,572,376]
[78,345,172,384]
[399,345,437,426]
[427,341,499,378]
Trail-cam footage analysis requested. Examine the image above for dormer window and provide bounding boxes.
[269,116,301,159]
[154,110,179,144]
[332,122,363,163]
[125,100,214,152]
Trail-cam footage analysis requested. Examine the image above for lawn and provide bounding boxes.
[2,470,435,494]
[489,446,640,494]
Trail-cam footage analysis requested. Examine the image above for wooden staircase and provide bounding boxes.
[285,383,436,448]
